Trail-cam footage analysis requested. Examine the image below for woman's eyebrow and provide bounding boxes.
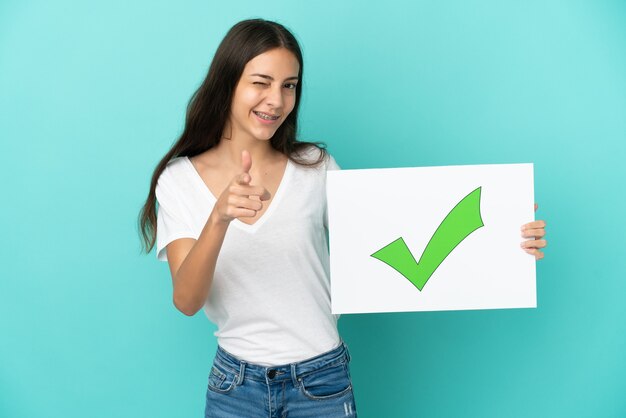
[249,73,299,81]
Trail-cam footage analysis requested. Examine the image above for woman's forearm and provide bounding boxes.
[172,210,229,316]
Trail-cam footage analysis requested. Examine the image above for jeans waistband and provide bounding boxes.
[213,341,350,386]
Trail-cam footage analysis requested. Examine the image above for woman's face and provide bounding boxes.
[227,47,300,143]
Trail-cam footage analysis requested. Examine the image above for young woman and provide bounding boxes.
[138,18,547,418]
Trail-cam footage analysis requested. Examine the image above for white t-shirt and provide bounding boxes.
[155,146,341,366]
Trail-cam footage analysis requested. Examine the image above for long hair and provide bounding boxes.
[138,19,326,255]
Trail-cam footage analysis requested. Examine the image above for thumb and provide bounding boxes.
[241,150,252,174]
[237,150,252,185]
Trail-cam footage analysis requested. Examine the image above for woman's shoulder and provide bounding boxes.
[159,156,188,180]
[156,156,191,194]
[292,144,338,169]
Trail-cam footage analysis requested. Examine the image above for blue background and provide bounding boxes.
[1,1,625,417]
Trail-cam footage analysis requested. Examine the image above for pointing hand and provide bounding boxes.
[213,150,271,224]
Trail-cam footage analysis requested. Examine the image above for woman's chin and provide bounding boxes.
[252,129,278,142]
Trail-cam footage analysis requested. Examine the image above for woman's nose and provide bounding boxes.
[265,85,284,109]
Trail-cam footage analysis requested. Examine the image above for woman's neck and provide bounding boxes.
[213,136,282,169]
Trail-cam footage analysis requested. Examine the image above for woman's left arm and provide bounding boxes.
[520,203,547,260]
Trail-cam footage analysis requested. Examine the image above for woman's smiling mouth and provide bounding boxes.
[253,110,280,122]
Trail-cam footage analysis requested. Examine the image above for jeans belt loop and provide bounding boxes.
[290,363,299,388]
[236,361,246,386]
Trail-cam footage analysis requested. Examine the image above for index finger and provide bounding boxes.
[521,220,546,230]
[259,188,271,201]
[245,185,271,200]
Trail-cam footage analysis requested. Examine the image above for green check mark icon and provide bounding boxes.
[371,187,484,291]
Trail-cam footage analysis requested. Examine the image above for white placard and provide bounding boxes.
[327,163,536,314]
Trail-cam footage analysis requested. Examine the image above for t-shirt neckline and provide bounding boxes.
[182,155,293,233]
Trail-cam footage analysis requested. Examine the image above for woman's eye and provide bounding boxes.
[284,83,297,90]
[253,82,268,86]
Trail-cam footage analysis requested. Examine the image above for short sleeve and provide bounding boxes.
[326,153,341,171]
[155,171,196,262]
[324,153,341,229]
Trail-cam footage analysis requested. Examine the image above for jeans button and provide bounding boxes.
[267,369,276,379]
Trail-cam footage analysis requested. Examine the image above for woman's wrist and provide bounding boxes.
[208,206,232,228]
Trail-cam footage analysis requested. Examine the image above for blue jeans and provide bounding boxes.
[204,341,357,417]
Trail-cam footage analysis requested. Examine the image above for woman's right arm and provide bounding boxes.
[166,213,228,316]
[165,150,269,316]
